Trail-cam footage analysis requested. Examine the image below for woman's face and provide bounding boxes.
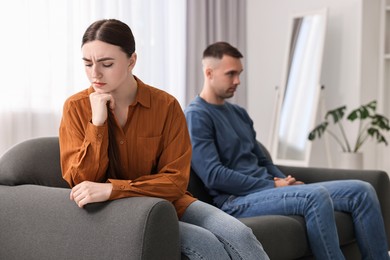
[81,40,135,94]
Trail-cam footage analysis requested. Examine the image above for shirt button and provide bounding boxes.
[97,134,103,138]
[120,185,125,190]
[120,140,125,145]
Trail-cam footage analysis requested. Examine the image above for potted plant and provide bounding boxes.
[308,100,390,168]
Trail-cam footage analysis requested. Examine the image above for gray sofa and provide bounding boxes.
[187,142,390,260]
[0,137,389,260]
[0,137,181,260]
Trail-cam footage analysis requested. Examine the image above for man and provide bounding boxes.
[184,41,389,260]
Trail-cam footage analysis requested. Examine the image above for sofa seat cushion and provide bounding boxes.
[290,212,355,246]
[239,211,354,260]
[240,215,308,259]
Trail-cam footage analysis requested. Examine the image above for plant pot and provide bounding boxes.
[336,152,363,170]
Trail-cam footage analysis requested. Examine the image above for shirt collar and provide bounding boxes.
[133,76,151,108]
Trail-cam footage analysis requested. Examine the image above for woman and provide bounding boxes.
[59,19,269,260]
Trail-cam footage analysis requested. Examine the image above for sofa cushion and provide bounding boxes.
[0,137,69,188]
[240,215,309,259]
[240,212,354,260]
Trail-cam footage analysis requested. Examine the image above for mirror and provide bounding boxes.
[270,9,327,166]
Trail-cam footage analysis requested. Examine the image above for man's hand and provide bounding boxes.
[70,181,113,208]
[274,175,304,187]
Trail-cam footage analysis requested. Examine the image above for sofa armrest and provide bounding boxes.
[277,165,390,249]
[0,185,180,260]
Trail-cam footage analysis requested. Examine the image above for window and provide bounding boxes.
[0,0,186,154]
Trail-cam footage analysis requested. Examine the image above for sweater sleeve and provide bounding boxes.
[253,142,286,178]
[185,109,275,197]
[244,110,286,179]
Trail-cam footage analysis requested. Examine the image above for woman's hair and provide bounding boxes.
[82,19,136,179]
[82,19,135,57]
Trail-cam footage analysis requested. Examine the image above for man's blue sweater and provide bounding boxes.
[184,96,286,207]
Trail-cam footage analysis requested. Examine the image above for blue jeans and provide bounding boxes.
[220,180,389,260]
[179,200,269,260]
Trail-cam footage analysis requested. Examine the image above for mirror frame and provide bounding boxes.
[270,8,328,166]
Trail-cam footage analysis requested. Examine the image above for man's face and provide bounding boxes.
[207,55,243,103]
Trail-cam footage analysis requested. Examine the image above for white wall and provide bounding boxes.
[246,0,383,169]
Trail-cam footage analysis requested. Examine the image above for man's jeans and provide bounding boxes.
[221,180,389,260]
[179,200,269,260]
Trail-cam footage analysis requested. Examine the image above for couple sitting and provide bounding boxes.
[59,19,389,259]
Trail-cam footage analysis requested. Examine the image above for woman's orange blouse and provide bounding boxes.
[59,77,196,218]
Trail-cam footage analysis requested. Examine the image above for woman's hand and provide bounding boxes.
[89,92,115,126]
[70,181,113,208]
[274,175,305,187]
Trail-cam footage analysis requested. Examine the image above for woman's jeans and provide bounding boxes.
[179,200,269,260]
[221,180,389,260]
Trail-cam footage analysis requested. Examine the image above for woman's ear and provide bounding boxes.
[128,53,137,70]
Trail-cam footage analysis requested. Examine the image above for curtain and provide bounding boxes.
[185,0,247,107]
[0,0,186,156]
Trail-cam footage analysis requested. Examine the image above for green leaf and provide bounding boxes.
[308,122,328,140]
[347,100,376,121]
[371,114,390,131]
[367,127,388,146]
[308,100,390,151]
[325,106,346,124]
[366,100,377,111]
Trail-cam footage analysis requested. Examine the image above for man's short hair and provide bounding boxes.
[203,42,243,59]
